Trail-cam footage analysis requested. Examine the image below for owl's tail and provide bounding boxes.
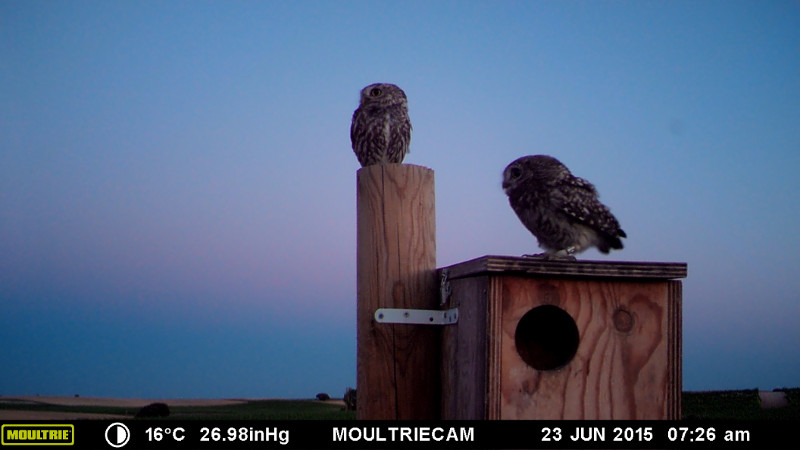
[597,229,626,254]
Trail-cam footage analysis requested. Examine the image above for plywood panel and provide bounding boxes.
[497,277,678,420]
[441,276,489,419]
[443,255,687,281]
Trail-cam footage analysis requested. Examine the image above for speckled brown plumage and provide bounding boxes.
[502,155,626,256]
[351,83,411,167]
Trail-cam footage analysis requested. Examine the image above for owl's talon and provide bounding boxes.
[521,252,576,261]
[548,248,577,260]
[522,253,549,259]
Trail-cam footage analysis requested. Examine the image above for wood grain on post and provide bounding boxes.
[356,163,438,420]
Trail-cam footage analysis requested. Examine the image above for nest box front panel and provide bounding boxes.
[496,276,680,420]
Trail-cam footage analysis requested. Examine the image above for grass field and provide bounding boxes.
[2,389,798,420]
[161,400,356,420]
[0,398,355,420]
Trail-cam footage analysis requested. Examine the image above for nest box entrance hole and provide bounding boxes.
[514,304,580,371]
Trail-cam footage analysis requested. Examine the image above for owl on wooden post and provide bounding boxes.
[502,155,626,258]
[350,83,412,167]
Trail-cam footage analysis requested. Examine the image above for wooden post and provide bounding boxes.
[356,164,438,419]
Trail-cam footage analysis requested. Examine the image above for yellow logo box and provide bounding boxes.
[2,424,74,446]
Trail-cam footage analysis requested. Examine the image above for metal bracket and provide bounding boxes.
[439,268,452,305]
[374,308,458,325]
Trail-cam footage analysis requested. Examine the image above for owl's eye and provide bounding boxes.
[369,88,382,97]
[509,167,522,179]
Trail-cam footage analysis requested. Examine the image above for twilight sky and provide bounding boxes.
[1,0,798,399]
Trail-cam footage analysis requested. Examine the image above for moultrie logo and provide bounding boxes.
[2,424,74,445]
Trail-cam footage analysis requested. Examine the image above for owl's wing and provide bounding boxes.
[351,109,386,166]
[388,114,412,155]
[350,110,360,146]
[551,177,623,236]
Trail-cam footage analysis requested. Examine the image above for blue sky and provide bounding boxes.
[1,0,798,399]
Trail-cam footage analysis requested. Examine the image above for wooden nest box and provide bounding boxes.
[438,255,687,420]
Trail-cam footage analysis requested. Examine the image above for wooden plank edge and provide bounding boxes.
[439,255,687,280]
